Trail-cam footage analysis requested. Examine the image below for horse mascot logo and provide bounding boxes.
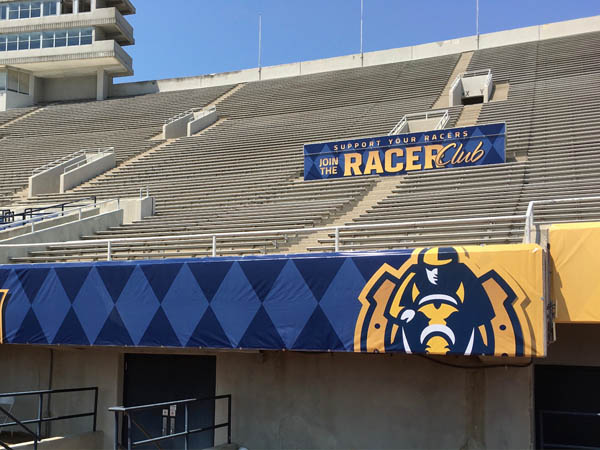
[354,247,542,357]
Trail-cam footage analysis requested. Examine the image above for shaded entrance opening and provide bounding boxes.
[535,365,600,449]
[123,354,216,450]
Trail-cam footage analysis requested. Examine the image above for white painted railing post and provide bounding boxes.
[107,241,112,261]
[31,221,35,233]
[334,227,340,252]
[212,235,217,257]
[524,201,534,244]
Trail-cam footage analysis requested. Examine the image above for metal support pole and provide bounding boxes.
[334,227,340,252]
[93,388,98,432]
[113,412,119,450]
[107,241,112,261]
[126,414,132,450]
[227,395,232,444]
[212,235,217,257]
[258,15,262,80]
[184,404,189,450]
[37,393,42,442]
[360,0,364,66]
[476,0,480,49]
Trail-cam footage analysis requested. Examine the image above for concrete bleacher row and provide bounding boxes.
[3,30,600,262]
[7,52,461,262]
[306,31,600,252]
[0,85,234,206]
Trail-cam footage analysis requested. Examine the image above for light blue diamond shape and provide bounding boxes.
[72,267,114,345]
[31,269,71,344]
[263,260,317,348]
[319,259,366,350]
[210,262,261,347]
[162,263,209,347]
[2,269,31,342]
[116,265,160,345]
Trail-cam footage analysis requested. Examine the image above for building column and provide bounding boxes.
[91,0,96,10]
[56,0,61,15]
[96,68,108,101]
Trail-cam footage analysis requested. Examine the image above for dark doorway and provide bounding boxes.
[535,365,600,449]
[462,95,484,105]
[123,354,216,449]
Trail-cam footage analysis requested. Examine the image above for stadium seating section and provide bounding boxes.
[1,31,600,262]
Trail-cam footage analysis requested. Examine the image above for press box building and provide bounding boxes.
[0,0,133,110]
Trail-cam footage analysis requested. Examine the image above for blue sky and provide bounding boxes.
[122,0,600,83]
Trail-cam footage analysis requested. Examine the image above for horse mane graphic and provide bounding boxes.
[354,247,544,357]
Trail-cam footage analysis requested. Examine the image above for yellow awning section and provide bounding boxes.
[550,222,600,323]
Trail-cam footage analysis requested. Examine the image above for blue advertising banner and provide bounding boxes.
[0,245,545,357]
[304,123,506,180]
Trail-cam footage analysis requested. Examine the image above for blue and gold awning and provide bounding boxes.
[0,244,546,357]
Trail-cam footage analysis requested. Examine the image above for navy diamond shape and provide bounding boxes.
[16,268,50,303]
[97,264,136,303]
[187,307,231,348]
[53,307,90,346]
[139,307,181,347]
[188,261,233,302]
[238,305,285,350]
[292,306,344,351]
[293,257,345,301]
[55,266,91,303]
[239,259,287,302]
[94,307,134,346]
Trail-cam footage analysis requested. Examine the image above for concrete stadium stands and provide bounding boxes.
[3,28,600,261]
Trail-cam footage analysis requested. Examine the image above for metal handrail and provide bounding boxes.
[63,147,114,174]
[109,394,231,450]
[0,214,526,261]
[0,199,117,234]
[389,110,449,136]
[524,196,600,243]
[0,387,98,450]
[164,106,216,125]
[449,68,492,95]
[32,147,114,175]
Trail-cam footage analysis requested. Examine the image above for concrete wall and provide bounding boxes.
[0,207,100,241]
[163,112,194,139]
[38,76,97,103]
[60,152,116,193]
[29,155,86,197]
[215,351,533,450]
[188,109,218,136]
[111,15,600,98]
[99,196,154,225]
[0,209,123,263]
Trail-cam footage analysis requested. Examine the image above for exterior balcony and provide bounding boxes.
[0,39,132,78]
[0,6,134,46]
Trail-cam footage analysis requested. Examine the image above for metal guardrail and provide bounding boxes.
[0,198,117,234]
[0,214,527,261]
[0,195,598,261]
[164,106,216,125]
[449,68,492,96]
[63,147,114,174]
[537,409,600,449]
[389,110,449,136]
[109,394,231,450]
[0,387,98,450]
[32,147,115,175]
[524,196,600,244]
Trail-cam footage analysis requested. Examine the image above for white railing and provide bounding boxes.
[33,147,114,175]
[0,199,118,234]
[63,147,114,174]
[524,196,600,244]
[449,69,492,97]
[389,110,449,136]
[1,195,599,260]
[164,106,216,125]
[0,214,525,261]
